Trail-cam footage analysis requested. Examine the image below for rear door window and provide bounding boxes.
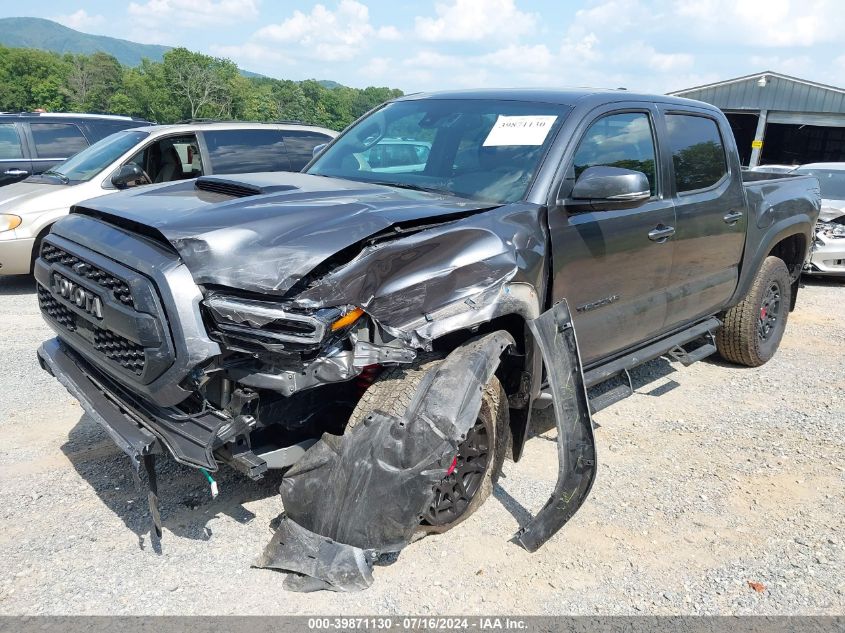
[30,123,89,158]
[0,124,24,159]
[203,129,291,174]
[666,114,727,193]
[281,130,334,170]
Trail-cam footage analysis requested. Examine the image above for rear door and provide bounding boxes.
[26,122,89,176]
[548,105,676,365]
[199,128,292,174]
[0,122,32,186]
[657,108,747,328]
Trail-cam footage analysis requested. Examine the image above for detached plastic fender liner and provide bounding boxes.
[515,299,596,552]
[256,330,515,591]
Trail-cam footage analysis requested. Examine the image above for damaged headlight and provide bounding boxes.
[204,295,364,349]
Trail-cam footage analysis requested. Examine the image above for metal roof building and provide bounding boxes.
[670,71,845,167]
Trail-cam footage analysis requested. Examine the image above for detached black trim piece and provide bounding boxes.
[516,300,596,552]
[37,338,159,468]
[257,331,515,591]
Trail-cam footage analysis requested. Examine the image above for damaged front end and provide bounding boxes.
[37,183,597,588]
[257,301,596,591]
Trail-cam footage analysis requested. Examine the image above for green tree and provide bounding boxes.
[64,52,123,112]
[161,47,238,120]
[0,46,69,111]
[0,44,404,129]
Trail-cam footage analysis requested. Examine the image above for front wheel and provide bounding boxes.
[347,356,510,533]
[716,256,792,367]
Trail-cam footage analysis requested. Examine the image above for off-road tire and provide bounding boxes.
[348,356,510,534]
[716,256,791,367]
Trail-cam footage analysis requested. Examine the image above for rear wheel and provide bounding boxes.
[348,356,509,533]
[716,256,791,367]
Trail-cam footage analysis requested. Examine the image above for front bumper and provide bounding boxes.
[0,235,35,275]
[38,337,159,468]
[37,337,227,471]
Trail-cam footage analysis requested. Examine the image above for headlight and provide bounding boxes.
[0,214,22,233]
[204,295,363,349]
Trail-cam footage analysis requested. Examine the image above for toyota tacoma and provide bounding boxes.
[35,89,820,590]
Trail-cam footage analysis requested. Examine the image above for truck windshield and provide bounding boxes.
[793,168,845,200]
[39,130,149,183]
[307,99,570,203]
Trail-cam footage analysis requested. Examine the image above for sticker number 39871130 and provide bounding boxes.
[483,115,558,147]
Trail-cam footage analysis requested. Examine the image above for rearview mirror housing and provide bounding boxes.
[111,163,145,190]
[312,143,328,158]
[566,166,651,211]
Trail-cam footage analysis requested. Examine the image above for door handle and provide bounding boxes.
[723,210,744,225]
[648,225,675,242]
[3,169,29,177]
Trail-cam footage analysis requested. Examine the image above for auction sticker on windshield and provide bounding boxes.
[483,115,558,146]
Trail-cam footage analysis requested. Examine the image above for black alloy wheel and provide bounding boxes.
[757,281,782,342]
[422,417,491,526]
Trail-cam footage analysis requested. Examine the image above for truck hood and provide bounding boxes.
[75,172,498,295]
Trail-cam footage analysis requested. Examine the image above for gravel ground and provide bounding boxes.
[0,273,842,615]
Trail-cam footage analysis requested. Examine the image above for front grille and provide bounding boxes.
[93,330,145,375]
[37,286,76,332]
[41,243,134,307]
[39,283,146,375]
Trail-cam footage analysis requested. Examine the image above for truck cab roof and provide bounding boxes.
[395,88,719,112]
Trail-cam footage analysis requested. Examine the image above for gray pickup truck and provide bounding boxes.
[35,89,820,591]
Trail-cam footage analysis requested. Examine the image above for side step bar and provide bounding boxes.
[534,317,721,414]
[583,317,721,388]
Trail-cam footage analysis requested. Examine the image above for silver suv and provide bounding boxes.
[0,121,336,275]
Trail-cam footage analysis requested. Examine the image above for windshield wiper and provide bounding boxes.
[42,170,69,184]
[368,181,452,196]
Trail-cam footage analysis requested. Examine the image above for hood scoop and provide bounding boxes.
[195,176,299,198]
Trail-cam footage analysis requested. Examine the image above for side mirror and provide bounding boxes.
[111,163,145,189]
[568,166,651,211]
[312,143,328,158]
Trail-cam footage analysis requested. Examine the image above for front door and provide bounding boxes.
[658,109,747,328]
[548,108,676,365]
[0,123,32,186]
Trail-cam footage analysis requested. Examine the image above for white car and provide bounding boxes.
[792,163,845,277]
[0,121,336,275]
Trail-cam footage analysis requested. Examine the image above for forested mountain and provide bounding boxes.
[0,17,169,67]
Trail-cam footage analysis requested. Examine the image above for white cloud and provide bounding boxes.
[624,42,694,72]
[404,50,460,69]
[478,44,554,72]
[127,0,259,28]
[377,25,402,40]
[414,0,536,42]
[211,42,289,66]
[560,33,601,64]
[674,0,845,47]
[255,0,395,61]
[53,9,106,32]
